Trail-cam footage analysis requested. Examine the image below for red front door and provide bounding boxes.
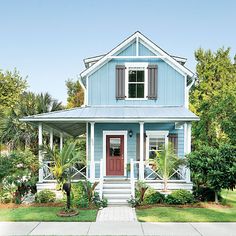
[106,135,124,176]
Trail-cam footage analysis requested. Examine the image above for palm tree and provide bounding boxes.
[0,92,63,151]
[43,142,86,210]
[152,144,186,192]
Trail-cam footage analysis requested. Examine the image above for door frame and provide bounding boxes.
[103,131,127,177]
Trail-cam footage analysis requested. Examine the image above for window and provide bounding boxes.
[146,131,169,160]
[125,63,148,99]
[109,138,121,156]
[149,137,165,159]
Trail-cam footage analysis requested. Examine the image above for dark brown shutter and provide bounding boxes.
[168,134,178,155]
[116,65,126,99]
[136,133,146,161]
[147,65,158,99]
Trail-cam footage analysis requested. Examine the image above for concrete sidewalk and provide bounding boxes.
[0,222,235,236]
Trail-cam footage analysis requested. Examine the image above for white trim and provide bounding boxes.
[60,133,63,151]
[125,62,148,100]
[80,32,194,78]
[139,122,144,180]
[49,129,53,150]
[109,56,166,59]
[136,36,139,56]
[90,122,95,181]
[22,117,199,122]
[78,75,87,106]
[145,130,169,161]
[184,75,187,108]
[86,122,89,179]
[38,123,43,183]
[102,130,127,177]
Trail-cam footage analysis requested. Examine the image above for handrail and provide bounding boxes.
[130,158,135,198]
[99,160,104,199]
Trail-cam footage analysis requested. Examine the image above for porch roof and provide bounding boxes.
[20,106,198,137]
[21,106,198,122]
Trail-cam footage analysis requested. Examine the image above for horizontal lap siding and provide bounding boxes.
[88,59,184,106]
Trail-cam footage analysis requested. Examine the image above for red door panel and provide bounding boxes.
[106,135,124,176]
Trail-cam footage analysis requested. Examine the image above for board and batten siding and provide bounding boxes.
[87,123,184,177]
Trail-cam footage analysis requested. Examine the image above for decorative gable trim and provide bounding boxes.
[80,31,195,78]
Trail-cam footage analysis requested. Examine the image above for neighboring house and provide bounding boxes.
[21,31,199,205]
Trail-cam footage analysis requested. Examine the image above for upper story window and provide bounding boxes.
[116,63,157,100]
[125,63,148,99]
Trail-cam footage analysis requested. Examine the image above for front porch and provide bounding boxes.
[20,106,198,203]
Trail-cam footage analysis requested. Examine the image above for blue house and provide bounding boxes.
[22,32,199,204]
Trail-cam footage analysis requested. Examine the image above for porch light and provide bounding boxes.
[129,129,133,137]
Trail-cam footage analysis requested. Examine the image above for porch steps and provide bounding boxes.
[102,178,132,206]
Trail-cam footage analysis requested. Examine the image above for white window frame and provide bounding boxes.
[125,62,148,100]
[145,131,169,161]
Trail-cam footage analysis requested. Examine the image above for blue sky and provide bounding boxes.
[0,0,236,104]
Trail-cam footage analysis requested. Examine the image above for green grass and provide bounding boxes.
[136,190,236,222]
[0,207,98,222]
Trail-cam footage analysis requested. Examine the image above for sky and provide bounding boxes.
[0,0,236,104]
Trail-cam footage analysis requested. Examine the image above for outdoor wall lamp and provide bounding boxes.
[129,129,133,137]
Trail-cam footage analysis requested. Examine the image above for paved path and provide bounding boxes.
[96,206,137,221]
[0,222,235,236]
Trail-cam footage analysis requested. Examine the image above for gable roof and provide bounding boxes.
[80,31,195,78]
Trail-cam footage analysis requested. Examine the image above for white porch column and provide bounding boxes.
[184,122,192,182]
[60,133,63,151]
[38,123,43,183]
[139,122,144,180]
[49,129,53,150]
[90,122,95,182]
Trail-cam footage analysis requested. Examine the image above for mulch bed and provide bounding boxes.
[136,202,232,209]
[57,209,79,217]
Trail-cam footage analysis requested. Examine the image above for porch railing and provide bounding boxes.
[42,160,87,182]
[131,160,188,181]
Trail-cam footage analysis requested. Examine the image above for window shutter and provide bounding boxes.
[168,134,178,155]
[136,133,146,161]
[116,65,126,99]
[147,65,158,99]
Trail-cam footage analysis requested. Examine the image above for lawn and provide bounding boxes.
[136,190,236,222]
[0,206,98,222]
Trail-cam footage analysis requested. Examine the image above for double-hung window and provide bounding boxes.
[125,63,148,99]
[146,131,169,160]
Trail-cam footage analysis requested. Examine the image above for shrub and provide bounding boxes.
[77,198,89,208]
[135,181,148,203]
[127,197,139,207]
[93,192,108,208]
[193,186,222,202]
[165,190,194,205]
[71,182,86,205]
[35,189,56,203]
[144,188,165,204]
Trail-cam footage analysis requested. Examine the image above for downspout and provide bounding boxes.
[77,75,87,107]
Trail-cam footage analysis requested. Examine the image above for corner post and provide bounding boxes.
[60,133,63,151]
[139,121,144,180]
[38,123,43,183]
[90,122,95,182]
[50,129,53,150]
[184,122,191,182]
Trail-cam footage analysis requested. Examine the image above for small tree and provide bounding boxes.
[187,144,236,203]
[152,144,185,192]
[43,141,85,210]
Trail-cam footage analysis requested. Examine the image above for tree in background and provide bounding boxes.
[190,48,236,148]
[0,69,27,113]
[66,78,84,108]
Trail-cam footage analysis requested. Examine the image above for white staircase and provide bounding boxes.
[102,178,132,205]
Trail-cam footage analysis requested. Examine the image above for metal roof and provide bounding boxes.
[20,106,199,137]
[21,106,199,122]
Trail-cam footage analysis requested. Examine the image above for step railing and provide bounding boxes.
[130,158,135,198]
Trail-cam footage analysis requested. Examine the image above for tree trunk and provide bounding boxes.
[215,191,219,204]
[163,177,168,192]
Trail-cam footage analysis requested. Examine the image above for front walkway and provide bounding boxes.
[0,222,235,236]
[96,206,137,222]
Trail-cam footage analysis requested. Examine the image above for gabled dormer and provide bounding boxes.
[80,31,195,107]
